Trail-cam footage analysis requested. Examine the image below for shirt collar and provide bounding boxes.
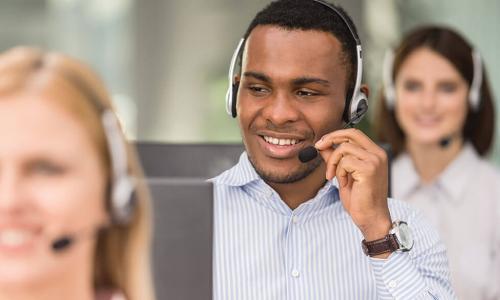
[212,152,341,215]
[211,152,261,186]
[391,152,420,200]
[392,143,480,203]
[213,152,339,191]
[438,143,480,202]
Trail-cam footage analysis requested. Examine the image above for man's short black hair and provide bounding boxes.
[242,0,359,96]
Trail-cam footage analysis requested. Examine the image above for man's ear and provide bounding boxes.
[360,84,370,98]
[234,74,241,85]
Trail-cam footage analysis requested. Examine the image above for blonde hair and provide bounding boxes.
[0,47,155,300]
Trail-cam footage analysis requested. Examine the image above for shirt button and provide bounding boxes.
[292,215,299,224]
[388,280,398,288]
[291,269,300,278]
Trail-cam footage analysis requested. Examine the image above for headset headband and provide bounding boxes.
[61,70,136,225]
[225,38,245,116]
[312,0,360,44]
[469,49,483,111]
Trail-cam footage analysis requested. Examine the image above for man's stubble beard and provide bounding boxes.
[247,152,323,184]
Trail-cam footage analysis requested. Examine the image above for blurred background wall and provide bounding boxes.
[1,0,498,165]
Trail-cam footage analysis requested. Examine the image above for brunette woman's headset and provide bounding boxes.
[382,48,483,111]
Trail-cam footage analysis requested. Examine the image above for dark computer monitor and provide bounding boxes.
[136,142,244,179]
[147,178,213,299]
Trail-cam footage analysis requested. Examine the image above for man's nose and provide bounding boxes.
[261,91,300,126]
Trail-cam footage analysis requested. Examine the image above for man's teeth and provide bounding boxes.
[0,229,34,247]
[263,136,299,146]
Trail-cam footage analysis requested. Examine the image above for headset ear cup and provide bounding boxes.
[382,49,396,110]
[100,110,136,226]
[226,38,245,118]
[469,49,483,112]
[231,83,239,118]
[349,91,368,125]
[111,177,136,225]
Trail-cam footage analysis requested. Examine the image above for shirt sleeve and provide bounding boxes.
[368,204,456,299]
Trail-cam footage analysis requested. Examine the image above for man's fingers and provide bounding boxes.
[335,155,364,187]
[316,128,386,158]
[322,142,379,180]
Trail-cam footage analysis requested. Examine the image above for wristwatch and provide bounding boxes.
[361,220,414,257]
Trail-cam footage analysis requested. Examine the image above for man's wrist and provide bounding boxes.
[359,217,392,241]
[359,216,392,259]
[361,220,414,258]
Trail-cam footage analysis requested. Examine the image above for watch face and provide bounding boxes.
[394,221,414,251]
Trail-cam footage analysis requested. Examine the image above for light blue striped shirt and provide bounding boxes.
[211,152,455,299]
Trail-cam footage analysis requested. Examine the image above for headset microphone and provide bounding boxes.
[50,224,107,253]
[439,136,452,148]
[299,146,318,163]
[51,236,73,252]
[438,133,459,148]
[298,101,368,163]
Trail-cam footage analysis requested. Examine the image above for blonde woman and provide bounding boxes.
[0,47,154,300]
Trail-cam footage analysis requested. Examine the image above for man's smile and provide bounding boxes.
[254,130,311,159]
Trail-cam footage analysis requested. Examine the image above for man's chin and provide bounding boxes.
[248,155,322,184]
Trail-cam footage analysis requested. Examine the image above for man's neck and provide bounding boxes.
[268,163,328,210]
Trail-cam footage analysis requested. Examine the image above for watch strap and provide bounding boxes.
[362,234,399,256]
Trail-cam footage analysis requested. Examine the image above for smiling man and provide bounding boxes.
[211,1,454,299]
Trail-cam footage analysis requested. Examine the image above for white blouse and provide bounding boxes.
[391,143,500,299]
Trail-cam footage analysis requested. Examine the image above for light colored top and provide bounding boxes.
[392,143,500,299]
[211,152,454,300]
[95,290,126,300]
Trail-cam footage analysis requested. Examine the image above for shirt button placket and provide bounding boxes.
[289,214,301,287]
[388,279,398,289]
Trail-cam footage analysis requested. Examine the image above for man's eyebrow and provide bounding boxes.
[243,71,272,83]
[292,77,330,87]
[242,72,331,87]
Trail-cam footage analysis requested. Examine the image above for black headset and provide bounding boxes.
[225,0,368,126]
